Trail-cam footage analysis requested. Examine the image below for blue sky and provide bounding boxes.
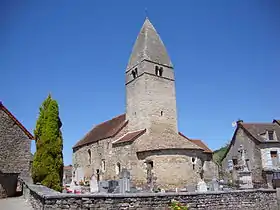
[1,0,280,165]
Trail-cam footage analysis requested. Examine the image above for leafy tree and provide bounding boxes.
[213,143,229,166]
[32,94,64,192]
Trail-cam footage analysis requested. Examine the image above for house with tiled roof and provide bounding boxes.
[221,119,280,188]
[72,18,218,189]
[0,102,34,182]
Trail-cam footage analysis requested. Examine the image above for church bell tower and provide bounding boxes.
[125,18,178,135]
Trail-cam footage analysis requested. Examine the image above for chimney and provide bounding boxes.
[237,119,243,124]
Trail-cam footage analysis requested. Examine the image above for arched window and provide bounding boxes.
[132,68,138,79]
[192,157,196,170]
[115,162,121,175]
[101,160,105,172]
[155,66,163,77]
[88,149,91,164]
[155,66,159,75]
[159,67,163,76]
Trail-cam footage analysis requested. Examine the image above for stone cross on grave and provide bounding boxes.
[238,144,249,172]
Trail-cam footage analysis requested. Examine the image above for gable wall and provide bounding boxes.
[222,127,264,184]
[0,109,32,181]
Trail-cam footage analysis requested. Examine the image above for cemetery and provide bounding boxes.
[17,143,277,209]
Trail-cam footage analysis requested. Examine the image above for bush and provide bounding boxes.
[170,200,188,210]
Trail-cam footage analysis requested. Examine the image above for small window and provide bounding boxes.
[155,66,159,75]
[96,169,100,181]
[88,149,91,164]
[160,111,163,116]
[271,151,279,167]
[159,67,163,77]
[131,68,138,79]
[271,151,278,158]
[268,131,274,140]
[192,158,196,170]
[116,163,121,175]
[132,70,136,79]
[146,160,153,169]
[101,160,105,172]
[155,66,163,77]
[232,159,238,166]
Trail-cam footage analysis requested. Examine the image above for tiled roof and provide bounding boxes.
[73,114,127,149]
[113,129,146,145]
[0,102,34,139]
[179,132,212,153]
[240,122,280,142]
[189,139,212,153]
[64,165,72,170]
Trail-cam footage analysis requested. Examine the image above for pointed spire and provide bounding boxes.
[126,18,173,70]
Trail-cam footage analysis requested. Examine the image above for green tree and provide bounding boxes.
[32,94,64,192]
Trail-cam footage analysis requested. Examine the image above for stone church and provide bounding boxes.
[73,18,218,189]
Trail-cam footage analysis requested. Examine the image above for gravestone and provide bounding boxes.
[186,185,196,192]
[119,168,130,193]
[208,178,219,191]
[197,180,208,192]
[99,181,109,193]
[75,167,84,184]
[108,180,119,193]
[90,175,98,193]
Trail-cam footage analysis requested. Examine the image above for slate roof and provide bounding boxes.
[112,129,146,145]
[73,114,128,149]
[240,121,280,142]
[126,18,173,71]
[0,102,34,139]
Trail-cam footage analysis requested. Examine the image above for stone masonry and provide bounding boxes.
[72,18,218,189]
[222,120,280,187]
[22,180,278,210]
[0,103,33,181]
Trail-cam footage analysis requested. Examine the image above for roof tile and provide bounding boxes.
[113,129,146,145]
[73,114,127,149]
[241,122,280,142]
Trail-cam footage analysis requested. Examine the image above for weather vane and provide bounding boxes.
[145,7,148,19]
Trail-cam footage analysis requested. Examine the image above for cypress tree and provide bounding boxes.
[32,94,64,192]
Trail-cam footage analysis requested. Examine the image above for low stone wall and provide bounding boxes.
[22,181,279,210]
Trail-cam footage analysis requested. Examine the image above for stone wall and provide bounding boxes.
[221,127,265,185]
[0,109,32,181]
[22,180,279,210]
[73,136,217,190]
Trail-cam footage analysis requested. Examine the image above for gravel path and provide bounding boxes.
[0,196,33,210]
